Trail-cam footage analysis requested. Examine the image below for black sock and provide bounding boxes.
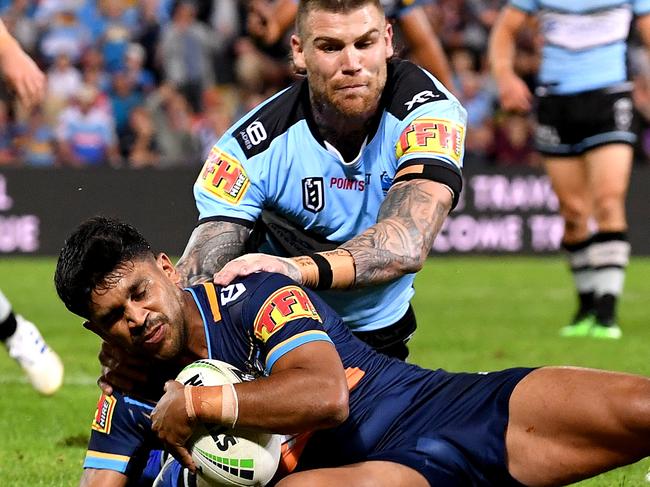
[575,291,596,319]
[0,312,17,342]
[595,294,617,326]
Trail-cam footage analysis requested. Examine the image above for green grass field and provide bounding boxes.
[0,256,648,486]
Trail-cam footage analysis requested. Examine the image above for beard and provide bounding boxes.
[310,67,387,123]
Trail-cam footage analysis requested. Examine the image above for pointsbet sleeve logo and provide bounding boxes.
[254,286,322,342]
[395,117,465,167]
[198,147,250,204]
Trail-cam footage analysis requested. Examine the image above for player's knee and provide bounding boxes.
[558,199,589,231]
[592,194,625,227]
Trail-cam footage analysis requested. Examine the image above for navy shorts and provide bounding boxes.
[534,84,636,156]
[367,367,535,487]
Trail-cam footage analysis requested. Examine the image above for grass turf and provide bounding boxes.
[0,256,648,486]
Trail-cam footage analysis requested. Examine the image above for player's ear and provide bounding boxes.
[157,252,181,284]
[384,21,394,58]
[291,34,306,72]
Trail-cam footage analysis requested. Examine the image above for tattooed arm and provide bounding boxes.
[176,220,252,286]
[340,179,452,286]
[212,180,452,288]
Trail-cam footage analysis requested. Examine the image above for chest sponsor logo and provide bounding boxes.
[198,147,250,204]
[396,117,464,167]
[91,393,117,434]
[302,177,324,213]
[254,286,322,342]
[329,174,371,192]
[404,90,441,111]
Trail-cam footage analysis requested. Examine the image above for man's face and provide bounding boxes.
[87,254,187,361]
[292,4,394,120]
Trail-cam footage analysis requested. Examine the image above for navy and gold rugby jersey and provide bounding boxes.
[194,58,467,332]
[82,271,441,477]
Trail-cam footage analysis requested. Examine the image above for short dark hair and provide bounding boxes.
[296,0,384,37]
[54,216,154,319]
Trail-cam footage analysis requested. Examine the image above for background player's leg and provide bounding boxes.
[505,366,650,487]
[0,288,64,395]
[584,144,633,338]
[275,461,430,487]
[544,157,595,336]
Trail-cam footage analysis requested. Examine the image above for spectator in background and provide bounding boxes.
[146,84,199,167]
[491,112,538,166]
[93,0,139,73]
[80,46,112,93]
[14,107,58,167]
[456,69,496,163]
[158,0,218,113]
[109,70,141,145]
[123,105,160,168]
[56,84,121,167]
[123,42,155,94]
[38,5,91,65]
[134,0,164,83]
[46,53,83,103]
[0,99,17,165]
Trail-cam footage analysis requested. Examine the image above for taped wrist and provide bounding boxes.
[186,384,239,429]
[291,249,356,290]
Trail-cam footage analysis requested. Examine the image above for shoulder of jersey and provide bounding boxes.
[230,82,309,159]
[217,272,290,308]
[383,58,449,121]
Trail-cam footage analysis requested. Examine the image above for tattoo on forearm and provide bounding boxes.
[341,180,450,286]
[176,221,251,286]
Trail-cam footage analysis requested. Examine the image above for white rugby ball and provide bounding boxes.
[176,359,282,487]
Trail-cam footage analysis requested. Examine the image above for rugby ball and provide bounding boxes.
[176,360,282,487]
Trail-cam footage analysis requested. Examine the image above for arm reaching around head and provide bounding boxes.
[213,179,452,288]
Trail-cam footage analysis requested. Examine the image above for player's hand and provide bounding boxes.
[496,72,532,113]
[213,253,302,286]
[0,33,45,109]
[151,380,197,472]
[96,340,153,396]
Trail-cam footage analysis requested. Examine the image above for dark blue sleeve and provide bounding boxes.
[240,274,335,373]
[84,391,157,475]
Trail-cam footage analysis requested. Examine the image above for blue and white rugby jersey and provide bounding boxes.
[510,0,650,95]
[194,58,467,331]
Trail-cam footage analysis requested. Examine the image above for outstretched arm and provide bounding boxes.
[0,19,45,109]
[176,220,252,286]
[213,179,452,288]
[341,179,451,285]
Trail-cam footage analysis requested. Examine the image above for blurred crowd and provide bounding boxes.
[1,0,650,169]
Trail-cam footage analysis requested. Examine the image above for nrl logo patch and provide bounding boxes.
[302,177,324,213]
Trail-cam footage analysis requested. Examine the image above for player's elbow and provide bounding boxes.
[317,383,349,428]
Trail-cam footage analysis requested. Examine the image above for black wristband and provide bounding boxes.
[310,253,333,290]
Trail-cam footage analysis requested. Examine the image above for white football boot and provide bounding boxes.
[5,315,64,395]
